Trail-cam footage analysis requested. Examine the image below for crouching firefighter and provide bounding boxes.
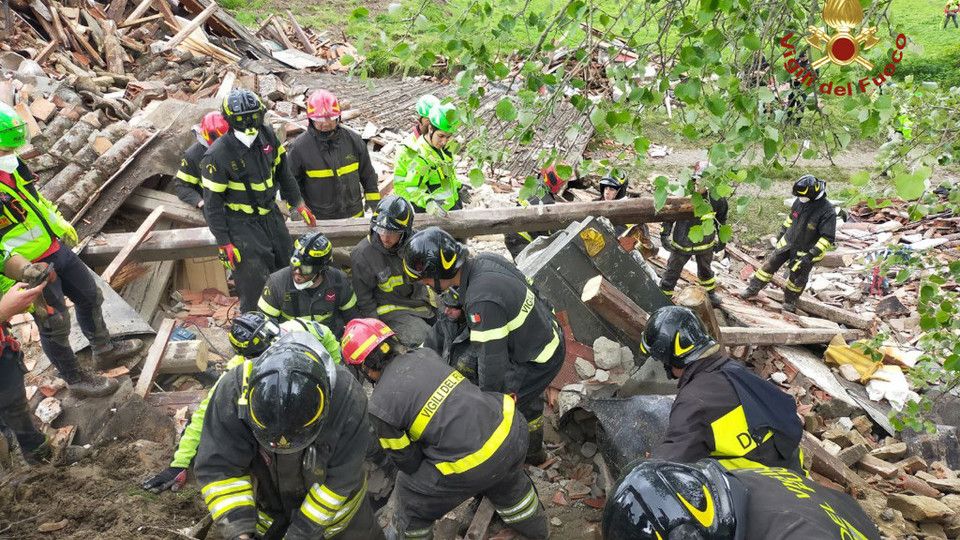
[193,330,384,540]
[423,287,479,384]
[601,459,881,540]
[641,306,804,472]
[142,312,341,493]
[740,175,836,312]
[341,318,549,540]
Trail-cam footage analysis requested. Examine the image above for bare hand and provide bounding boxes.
[0,281,47,322]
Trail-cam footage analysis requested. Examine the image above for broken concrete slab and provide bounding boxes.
[887,494,955,523]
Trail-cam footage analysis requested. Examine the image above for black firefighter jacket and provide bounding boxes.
[424,315,479,385]
[286,124,380,220]
[193,332,372,540]
[368,347,524,481]
[661,192,729,253]
[777,196,837,260]
[652,353,804,472]
[175,141,206,207]
[258,266,360,338]
[459,253,561,395]
[350,233,433,319]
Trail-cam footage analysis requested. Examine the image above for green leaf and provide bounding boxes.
[493,62,510,79]
[418,51,437,69]
[850,171,870,187]
[590,107,607,129]
[742,33,761,51]
[339,54,355,66]
[351,7,369,19]
[706,95,725,117]
[654,179,669,211]
[468,168,485,188]
[763,138,777,160]
[718,224,733,242]
[675,80,701,104]
[687,225,705,243]
[495,98,517,121]
[556,164,573,179]
[715,182,733,198]
[894,169,927,200]
[634,137,650,155]
[613,128,634,145]
[837,131,851,148]
[392,42,410,56]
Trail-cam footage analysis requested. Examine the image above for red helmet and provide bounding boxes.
[200,112,229,145]
[340,318,396,366]
[306,89,341,120]
[541,165,566,195]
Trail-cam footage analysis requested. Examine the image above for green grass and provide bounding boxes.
[889,0,960,87]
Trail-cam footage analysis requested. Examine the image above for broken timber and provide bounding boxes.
[580,275,648,342]
[464,498,495,540]
[719,326,862,346]
[674,286,722,342]
[135,318,177,398]
[100,205,165,287]
[82,197,694,265]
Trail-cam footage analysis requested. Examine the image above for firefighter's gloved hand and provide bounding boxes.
[219,244,241,270]
[425,200,447,218]
[60,222,78,248]
[142,466,188,493]
[296,204,317,227]
[23,263,55,286]
[791,254,812,272]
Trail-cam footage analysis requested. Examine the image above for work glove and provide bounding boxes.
[142,466,188,493]
[22,262,55,286]
[60,222,78,248]
[296,204,317,227]
[425,200,447,218]
[219,244,241,270]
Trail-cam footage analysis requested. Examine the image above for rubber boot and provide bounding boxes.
[67,369,119,398]
[707,291,722,306]
[506,500,550,540]
[23,435,51,465]
[525,427,547,466]
[781,291,799,313]
[92,338,145,370]
[738,278,766,299]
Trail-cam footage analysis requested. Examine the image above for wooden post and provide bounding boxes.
[106,0,128,22]
[135,318,177,398]
[719,326,861,346]
[100,205,165,286]
[271,18,297,50]
[157,340,209,375]
[214,71,237,102]
[162,1,218,52]
[674,286,722,342]
[118,13,163,28]
[581,275,648,341]
[121,0,156,26]
[100,19,125,75]
[464,498,495,540]
[285,9,316,55]
[48,6,72,50]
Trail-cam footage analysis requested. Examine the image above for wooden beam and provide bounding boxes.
[120,0,155,26]
[162,1,218,52]
[285,9,316,55]
[99,19,125,76]
[58,8,106,68]
[719,326,862,346]
[81,197,695,265]
[135,318,177,398]
[151,0,177,30]
[106,0,128,22]
[100,205,165,286]
[674,286,722,342]
[214,71,236,102]
[464,498,495,540]
[123,187,205,226]
[581,275,648,341]
[118,12,162,28]
[48,5,71,50]
[725,244,874,330]
[144,388,206,415]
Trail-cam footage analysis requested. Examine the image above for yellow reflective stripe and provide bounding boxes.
[338,162,359,175]
[470,288,536,343]
[717,457,769,471]
[208,493,256,519]
[518,232,533,242]
[258,297,282,317]
[436,395,514,475]
[306,169,335,178]
[815,237,832,252]
[225,202,271,215]
[661,289,674,296]
[306,162,359,179]
[786,280,804,293]
[202,476,255,519]
[201,176,227,193]
[699,277,717,286]
[350,333,380,362]
[377,275,405,292]
[409,370,466,441]
[531,328,560,364]
[201,476,253,500]
[341,293,357,311]
[318,484,347,505]
[176,170,200,184]
[310,312,333,322]
[754,269,772,282]
[365,192,382,201]
[380,434,411,450]
[376,304,433,316]
[782,217,793,228]
[775,237,787,248]
[496,486,538,524]
[226,177,274,191]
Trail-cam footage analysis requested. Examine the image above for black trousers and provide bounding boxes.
[659,249,716,294]
[0,344,45,453]
[515,325,565,459]
[750,246,815,299]
[226,211,294,313]
[944,13,958,28]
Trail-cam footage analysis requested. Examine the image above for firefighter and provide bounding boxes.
[0,105,141,398]
[598,172,628,201]
[394,94,441,183]
[194,329,382,540]
[641,305,803,471]
[401,227,564,464]
[394,103,463,215]
[602,459,881,540]
[201,89,316,313]
[739,175,836,312]
[423,286,478,384]
[341,318,549,540]
[142,312,341,493]
[175,111,229,208]
[287,89,380,220]
[350,195,433,346]
[504,165,567,259]
[258,232,360,337]
[659,161,729,305]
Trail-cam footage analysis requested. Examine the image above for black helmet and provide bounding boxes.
[229,311,281,358]
[792,174,825,200]
[401,227,465,292]
[222,89,266,134]
[639,306,718,373]
[291,232,333,279]
[244,340,333,454]
[599,172,628,199]
[439,286,462,308]
[371,195,415,247]
[602,459,740,540]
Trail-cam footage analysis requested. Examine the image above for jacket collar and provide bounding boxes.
[677,351,728,390]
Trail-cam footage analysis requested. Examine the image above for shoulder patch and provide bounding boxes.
[470,313,481,324]
[325,290,337,302]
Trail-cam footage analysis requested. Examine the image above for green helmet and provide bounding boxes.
[429,103,459,134]
[416,94,441,118]
[0,102,28,150]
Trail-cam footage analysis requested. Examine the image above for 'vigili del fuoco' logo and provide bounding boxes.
[779,0,908,97]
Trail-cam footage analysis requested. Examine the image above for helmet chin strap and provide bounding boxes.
[293,275,323,290]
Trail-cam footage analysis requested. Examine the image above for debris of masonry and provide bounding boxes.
[0,2,957,540]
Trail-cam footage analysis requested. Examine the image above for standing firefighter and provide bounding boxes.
[504,166,567,259]
[0,104,141,398]
[394,103,463,215]
[258,232,360,337]
[287,90,380,220]
[194,330,383,540]
[175,111,229,208]
[659,161,729,305]
[642,306,803,472]
[341,318,549,540]
[350,195,433,346]
[401,227,564,464]
[394,94,441,182]
[739,175,836,312]
[201,89,316,313]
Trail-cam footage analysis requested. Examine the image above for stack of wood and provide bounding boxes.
[253,10,359,71]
